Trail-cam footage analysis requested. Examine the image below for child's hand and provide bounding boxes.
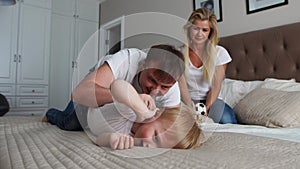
[109,133,134,150]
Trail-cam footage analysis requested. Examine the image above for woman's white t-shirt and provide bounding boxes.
[187,45,232,101]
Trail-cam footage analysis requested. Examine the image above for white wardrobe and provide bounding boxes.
[0,0,51,115]
[50,0,99,109]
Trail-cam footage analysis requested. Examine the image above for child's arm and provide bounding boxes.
[96,133,134,150]
[110,79,158,122]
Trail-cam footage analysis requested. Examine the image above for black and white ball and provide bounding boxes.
[195,103,206,115]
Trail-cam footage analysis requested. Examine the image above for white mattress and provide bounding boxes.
[1,116,300,169]
[201,123,300,143]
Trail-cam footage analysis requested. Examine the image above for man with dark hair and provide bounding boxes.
[43,44,186,131]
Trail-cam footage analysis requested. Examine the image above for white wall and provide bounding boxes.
[100,0,300,40]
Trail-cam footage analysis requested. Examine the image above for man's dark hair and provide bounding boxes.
[145,44,185,83]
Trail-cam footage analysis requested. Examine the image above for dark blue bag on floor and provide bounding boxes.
[0,94,9,116]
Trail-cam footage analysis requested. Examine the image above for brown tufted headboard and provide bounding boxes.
[219,22,300,82]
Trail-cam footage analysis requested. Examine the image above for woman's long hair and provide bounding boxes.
[183,8,219,85]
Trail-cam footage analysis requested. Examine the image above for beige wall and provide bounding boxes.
[218,0,300,37]
[100,0,192,25]
[100,0,300,45]
[100,0,192,49]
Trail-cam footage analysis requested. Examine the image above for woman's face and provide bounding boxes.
[133,118,178,148]
[189,19,211,45]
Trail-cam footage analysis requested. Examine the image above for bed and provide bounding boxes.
[1,22,300,169]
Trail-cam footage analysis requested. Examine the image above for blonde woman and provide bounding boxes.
[179,8,237,124]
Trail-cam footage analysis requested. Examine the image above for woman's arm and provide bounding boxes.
[110,79,158,122]
[205,64,226,113]
[178,75,194,108]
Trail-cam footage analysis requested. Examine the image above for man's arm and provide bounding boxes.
[72,62,114,107]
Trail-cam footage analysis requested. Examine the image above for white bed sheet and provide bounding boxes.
[201,123,300,143]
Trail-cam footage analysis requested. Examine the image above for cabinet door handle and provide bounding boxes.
[72,61,78,68]
[14,54,18,62]
[18,55,21,62]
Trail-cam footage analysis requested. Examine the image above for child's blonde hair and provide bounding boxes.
[183,8,219,85]
[159,103,202,149]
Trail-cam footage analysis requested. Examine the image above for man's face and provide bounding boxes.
[139,67,176,97]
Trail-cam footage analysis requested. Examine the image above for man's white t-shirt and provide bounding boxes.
[87,48,181,136]
[187,45,232,101]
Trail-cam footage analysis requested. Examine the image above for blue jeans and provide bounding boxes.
[46,101,83,131]
[193,99,237,124]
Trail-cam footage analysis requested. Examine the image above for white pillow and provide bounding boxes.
[233,88,300,128]
[261,78,300,91]
[264,78,296,83]
[220,78,263,107]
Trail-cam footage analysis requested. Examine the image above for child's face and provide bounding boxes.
[133,118,179,148]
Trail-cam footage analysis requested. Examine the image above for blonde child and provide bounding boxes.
[88,79,202,150]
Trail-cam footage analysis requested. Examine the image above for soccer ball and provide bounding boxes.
[195,103,206,115]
